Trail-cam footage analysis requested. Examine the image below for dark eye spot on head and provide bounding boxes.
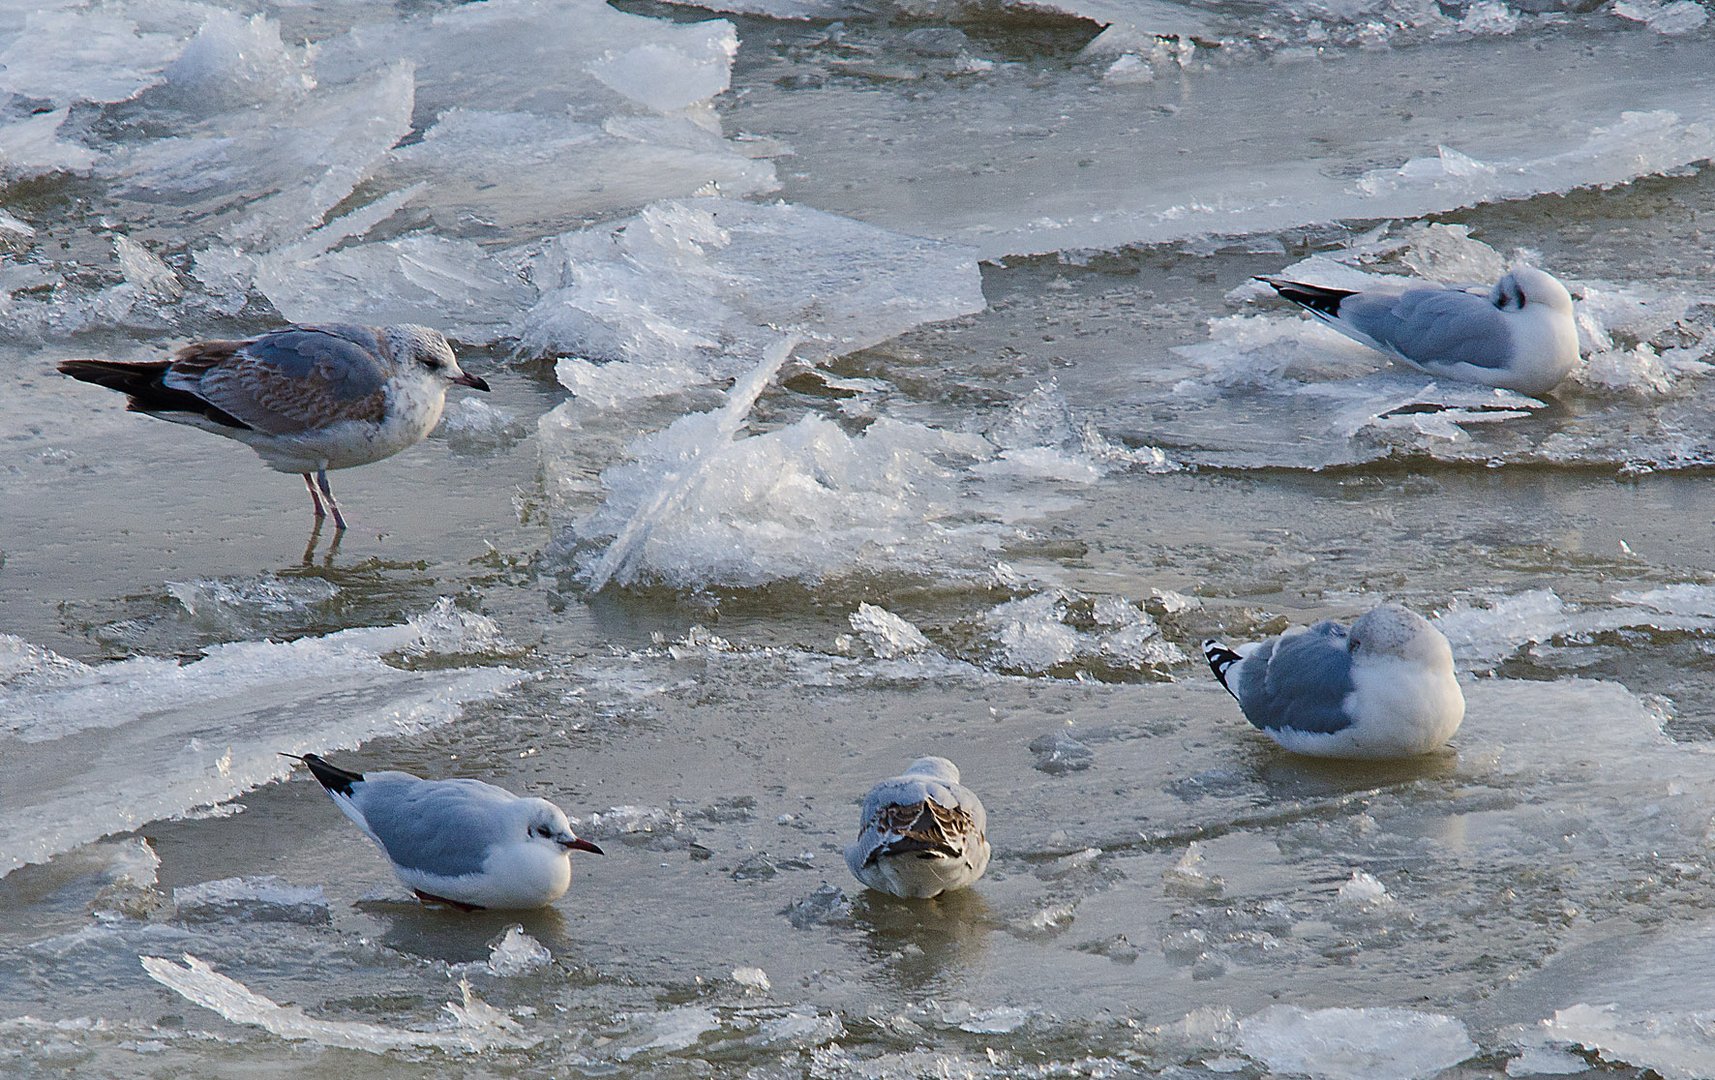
[421,355,445,371]
[533,824,550,838]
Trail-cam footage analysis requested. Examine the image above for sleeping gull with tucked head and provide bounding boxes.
[283,753,601,911]
[58,323,489,530]
[845,756,990,899]
[1202,604,1464,759]
[1258,264,1580,396]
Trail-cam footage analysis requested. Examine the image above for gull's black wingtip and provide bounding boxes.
[1256,276,1353,318]
[287,752,365,797]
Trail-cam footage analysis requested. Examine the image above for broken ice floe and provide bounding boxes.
[981,590,1187,677]
[0,600,525,876]
[1237,1005,1477,1080]
[485,926,552,977]
[0,0,783,342]
[1433,585,1715,671]
[172,876,329,925]
[142,954,536,1053]
[847,603,934,659]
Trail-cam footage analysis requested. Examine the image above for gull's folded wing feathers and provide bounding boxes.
[169,326,390,436]
[1234,621,1358,735]
[349,776,514,879]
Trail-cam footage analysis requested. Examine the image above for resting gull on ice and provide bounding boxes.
[1202,604,1465,759]
[59,323,489,530]
[1258,264,1580,396]
[283,753,601,911]
[846,757,990,899]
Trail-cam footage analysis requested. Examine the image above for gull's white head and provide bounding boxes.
[384,324,489,391]
[518,797,603,856]
[1348,604,1454,670]
[1493,265,1574,315]
[904,756,961,783]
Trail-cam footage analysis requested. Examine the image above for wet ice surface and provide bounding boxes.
[6,0,1715,1077]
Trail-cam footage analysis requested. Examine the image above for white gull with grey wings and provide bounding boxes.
[1259,264,1580,396]
[845,756,990,899]
[1202,604,1465,759]
[58,323,489,530]
[284,753,601,911]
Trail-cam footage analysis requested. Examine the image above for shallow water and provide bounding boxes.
[4,0,1715,1076]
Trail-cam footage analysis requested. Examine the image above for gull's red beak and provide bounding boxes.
[561,837,603,855]
[454,371,490,391]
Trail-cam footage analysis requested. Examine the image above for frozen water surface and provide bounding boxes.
[6,0,1715,1076]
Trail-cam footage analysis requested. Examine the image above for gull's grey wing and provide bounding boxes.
[1233,621,1357,735]
[165,325,389,435]
[1338,288,1514,371]
[349,775,517,879]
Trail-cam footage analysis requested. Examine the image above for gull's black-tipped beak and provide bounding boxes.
[454,371,490,392]
[561,836,604,855]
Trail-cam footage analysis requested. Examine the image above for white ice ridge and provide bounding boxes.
[1237,1005,1478,1080]
[1538,1004,1715,1080]
[580,334,803,592]
[760,32,1715,261]
[141,954,537,1053]
[0,601,526,876]
[527,197,986,394]
[1434,585,1715,669]
[0,0,776,339]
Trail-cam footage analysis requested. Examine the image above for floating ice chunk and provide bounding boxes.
[573,805,686,840]
[569,407,1001,591]
[1164,842,1224,898]
[848,603,933,659]
[1029,730,1094,774]
[981,590,1186,676]
[1237,1006,1478,1080]
[0,9,186,106]
[108,62,415,249]
[522,197,982,375]
[589,30,736,114]
[142,955,536,1053]
[433,398,531,453]
[0,108,99,181]
[1506,1044,1593,1076]
[1335,870,1392,907]
[781,883,851,928]
[1612,0,1708,33]
[0,601,525,875]
[1540,1003,1715,1080]
[1356,111,1715,210]
[386,109,776,237]
[486,926,552,976]
[1103,54,1155,84]
[731,966,770,991]
[985,593,1084,672]
[978,382,1179,481]
[1615,584,1715,620]
[255,232,533,346]
[1458,1,1521,33]
[1434,590,1570,666]
[609,1005,721,1060]
[156,10,314,113]
[172,876,330,925]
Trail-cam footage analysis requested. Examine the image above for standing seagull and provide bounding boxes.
[1202,604,1464,759]
[283,753,602,911]
[58,323,489,530]
[845,757,990,899]
[1258,265,1580,396]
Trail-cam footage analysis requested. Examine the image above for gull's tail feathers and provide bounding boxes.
[1202,639,1244,700]
[1256,277,1355,321]
[58,358,249,429]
